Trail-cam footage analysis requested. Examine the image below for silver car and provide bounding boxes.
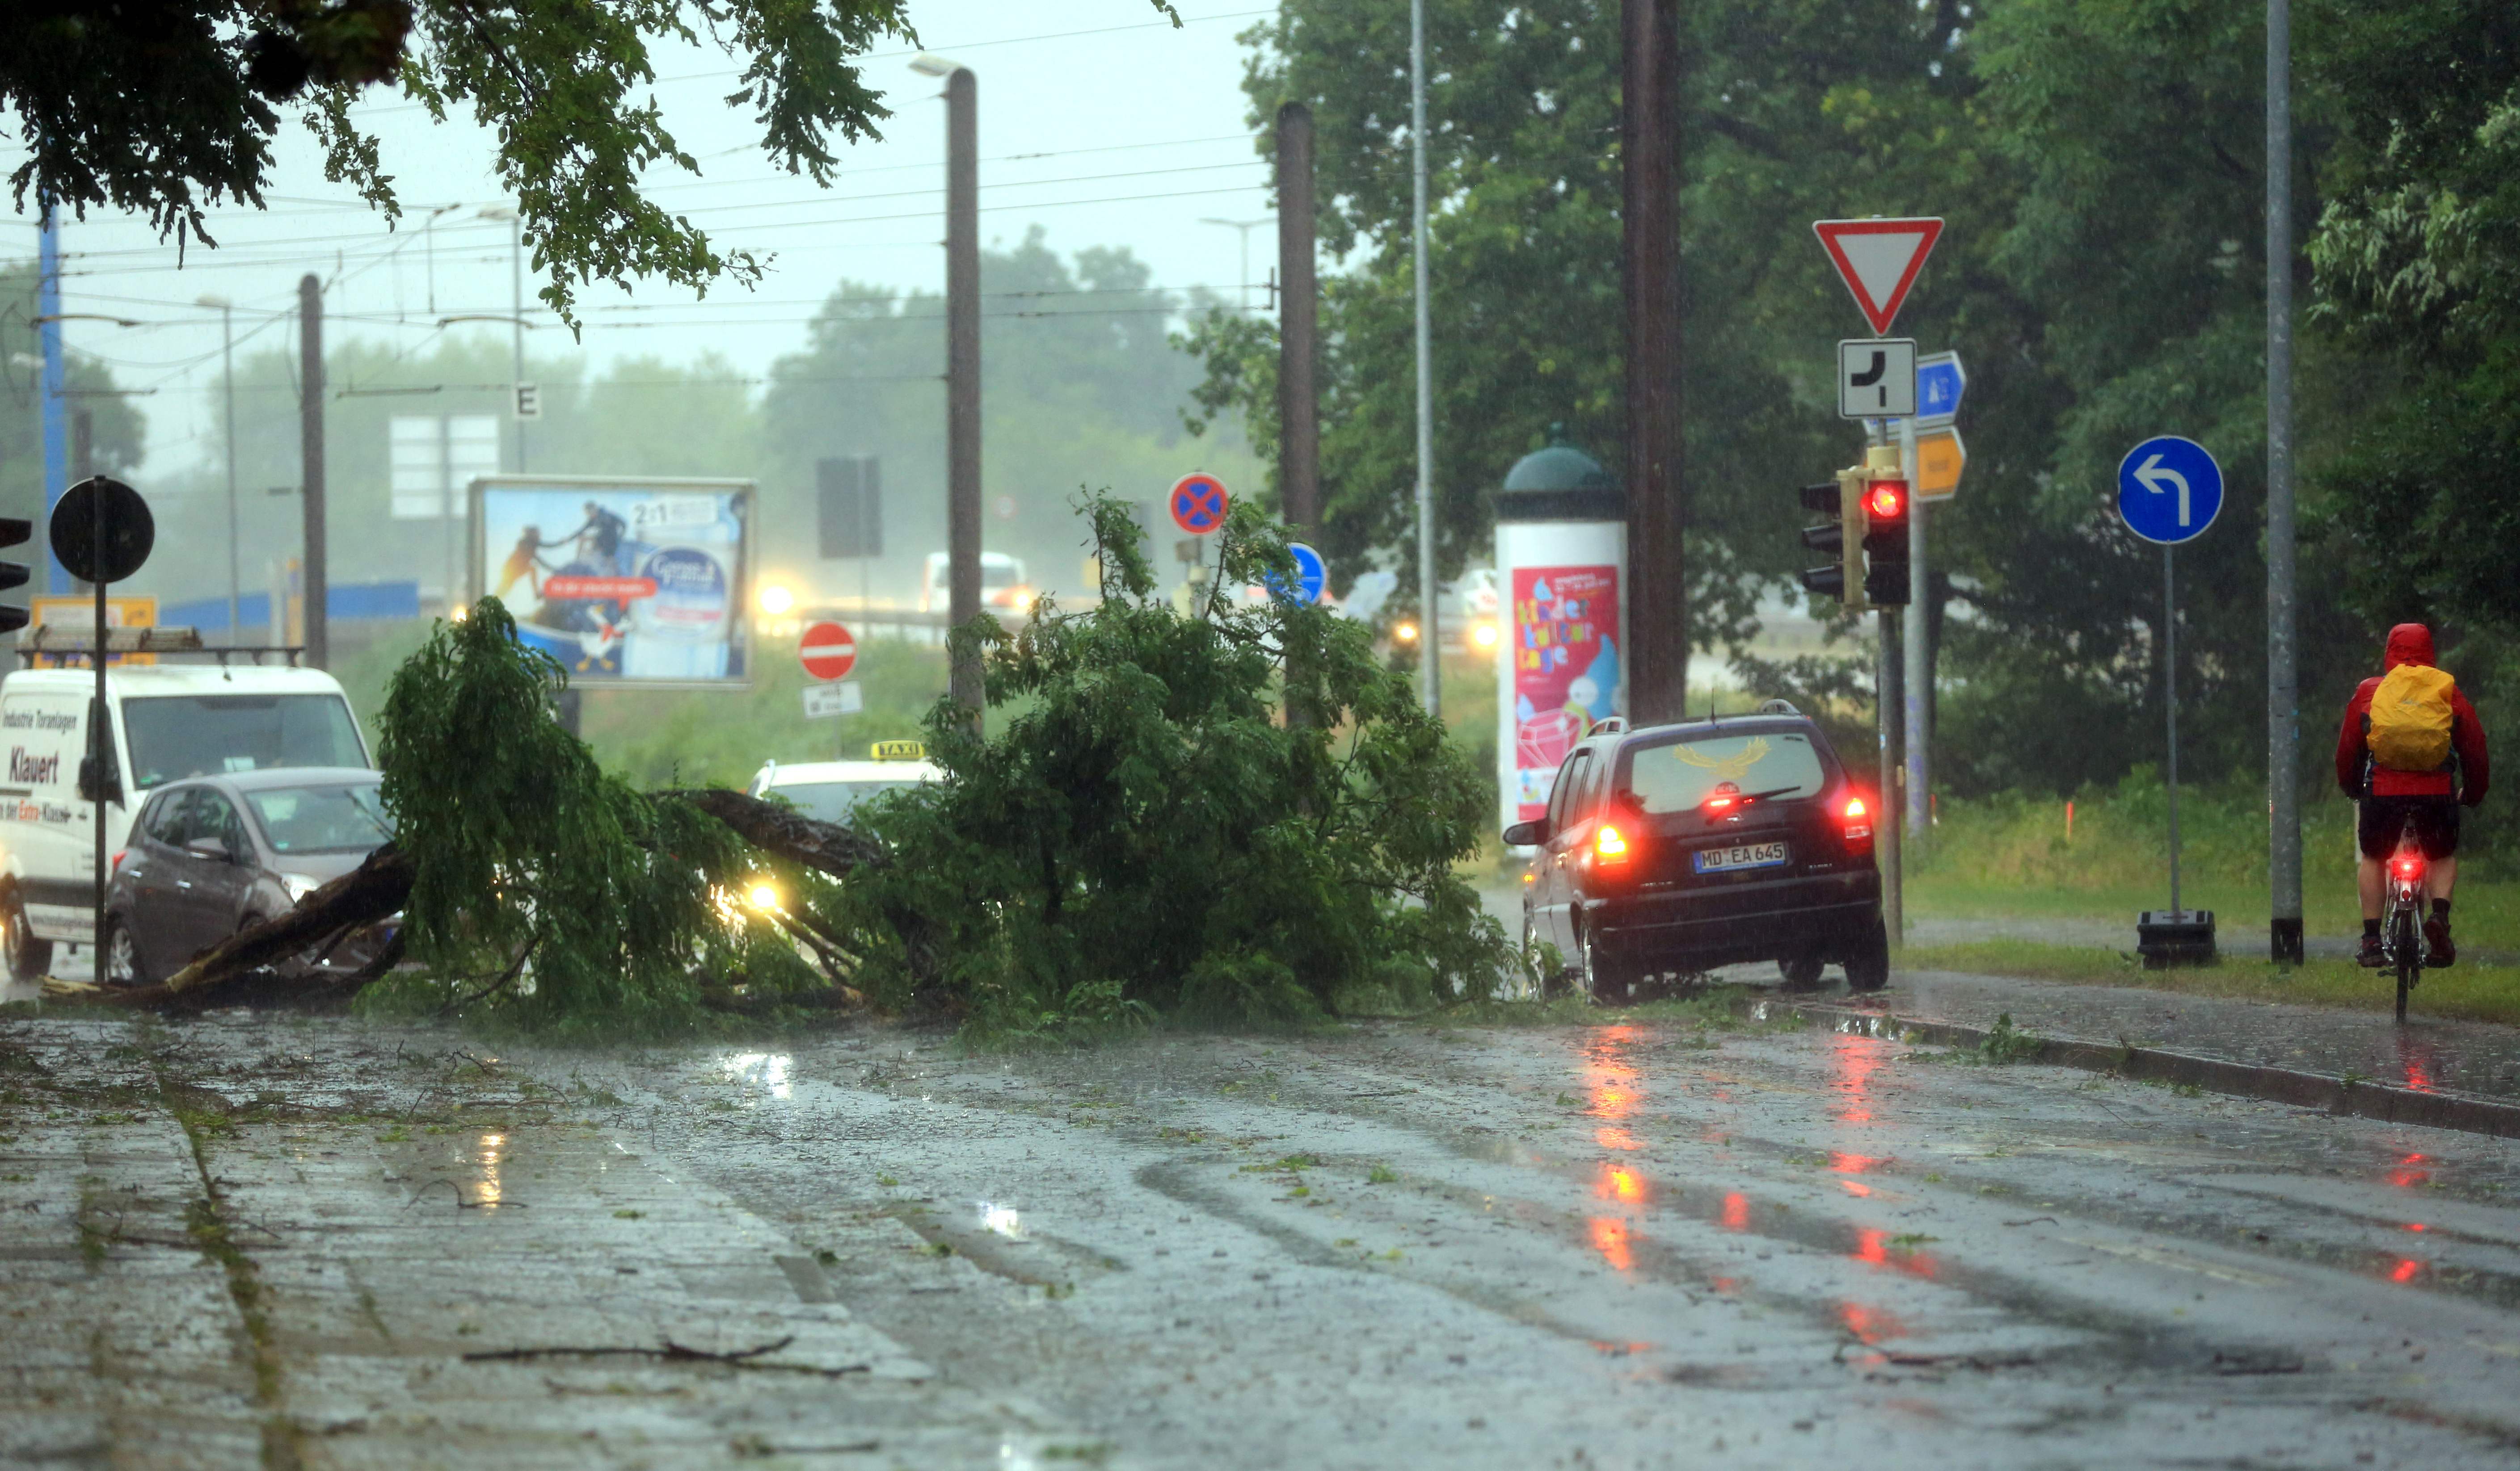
[104,767,394,985]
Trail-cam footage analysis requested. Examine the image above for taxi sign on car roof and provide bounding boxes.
[871,740,926,761]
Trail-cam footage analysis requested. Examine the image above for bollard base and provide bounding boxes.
[2138,910,2217,968]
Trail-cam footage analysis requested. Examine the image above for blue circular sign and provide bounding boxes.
[1264,542,1328,605]
[2116,436,2223,545]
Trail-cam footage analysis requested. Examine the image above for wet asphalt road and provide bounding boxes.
[8,1002,2520,1469]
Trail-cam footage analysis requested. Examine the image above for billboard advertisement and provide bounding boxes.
[1508,564,1622,821]
[472,476,752,685]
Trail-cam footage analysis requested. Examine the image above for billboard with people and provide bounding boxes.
[470,476,753,685]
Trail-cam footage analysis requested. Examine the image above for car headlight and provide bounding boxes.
[280,873,321,902]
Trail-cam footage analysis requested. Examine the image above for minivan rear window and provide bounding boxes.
[122,695,367,790]
[1618,731,1828,814]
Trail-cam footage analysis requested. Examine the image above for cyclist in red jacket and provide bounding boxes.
[2336,623,2489,967]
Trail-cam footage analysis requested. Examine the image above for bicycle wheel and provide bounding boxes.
[2391,907,2416,1022]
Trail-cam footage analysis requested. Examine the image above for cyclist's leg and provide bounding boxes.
[2415,797,2461,903]
[2356,798,2394,921]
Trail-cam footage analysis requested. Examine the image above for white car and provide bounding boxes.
[0,662,369,979]
[746,745,943,824]
[919,552,1033,615]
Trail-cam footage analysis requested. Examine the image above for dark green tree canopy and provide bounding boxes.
[1,1,1175,321]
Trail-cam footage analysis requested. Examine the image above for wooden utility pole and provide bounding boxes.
[1276,102,1319,534]
[298,273,327,668]
[944,66,982,726]
[1621,0,1685,724]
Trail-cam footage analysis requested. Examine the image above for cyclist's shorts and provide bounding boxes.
[2358,795,2460,861]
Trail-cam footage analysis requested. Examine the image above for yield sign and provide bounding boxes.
[1812,217,1944,336]
[798,620,857,682]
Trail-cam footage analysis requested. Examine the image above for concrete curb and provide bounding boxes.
[1771,1000,2520,1141]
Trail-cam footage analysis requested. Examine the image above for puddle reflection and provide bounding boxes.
[1851,1227,1939,1280]
[1594,1163,1648,1204]
[720,1051,794,1103]
[2395,1034,2441,1094]
[978,1202,1025,1239]
[1829,1034,1888,1124]
[2390,1258,2424,1284]
[2386,1152,2431,1189]
[1721,1192,1749,1232]
[1589,1217,1636,1272]
[1838,1301,1908,1344]
[475,1132,505,1209]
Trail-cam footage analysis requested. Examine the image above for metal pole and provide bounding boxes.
[2166,544,2182,918]
[39,202,69,595]
[1902,418,1929,840]
[2265,0,2302,962]
[511,214,527,474]
[1277,103,1320,535]
[1621,0,1686,725]
[1879,609,1903,946]
[298,274,328,669]
[1409,0,1440,717]
[221,304,240,636]
[944,65,984,727]
[92,474,107,969]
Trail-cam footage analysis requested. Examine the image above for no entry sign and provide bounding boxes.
[799,620,857,682]
[1169,472,1230,535]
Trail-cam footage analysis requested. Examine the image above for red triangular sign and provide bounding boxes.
[1812,217,1944,336]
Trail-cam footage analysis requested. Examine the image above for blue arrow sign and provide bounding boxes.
[1265,542,1328,605]
[1915,351,1965,426]
[2116,436,2222,545]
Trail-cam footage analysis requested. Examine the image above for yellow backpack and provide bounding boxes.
[2370,664,2457,772]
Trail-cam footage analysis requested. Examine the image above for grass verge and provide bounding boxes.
[1901,939,2520,1027]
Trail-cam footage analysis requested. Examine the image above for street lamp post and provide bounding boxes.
[912,52,983,727]
[198,296,240,637]
[1198,217,1275,312]
[1409,0,1439,717]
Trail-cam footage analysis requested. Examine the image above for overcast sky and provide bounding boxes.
[4,1,1281,480]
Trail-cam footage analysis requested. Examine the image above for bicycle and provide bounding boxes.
[2379,823,2429,1023]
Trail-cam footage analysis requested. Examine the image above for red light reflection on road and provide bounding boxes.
[1721,1193,1749,1232]
[1851,1228,1940,1280]
[2404,1222,2428,1233]
[1595,1164,1646,1204]
[2386,1153,2431,1188]
[1829,1035,1888,1124]
[1590,1217,1635,1272]
[1838,1302,1907,1344]
[1834,1152,1880,1197]
[1596,1126,1642,1152]
[2390,1259,2423,1284]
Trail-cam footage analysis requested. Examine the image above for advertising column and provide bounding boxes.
[1492,429,1626,839]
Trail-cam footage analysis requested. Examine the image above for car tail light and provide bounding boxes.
[1703,781,1740,815]
[1842,796,1872,843]
[1594,824,1631,864]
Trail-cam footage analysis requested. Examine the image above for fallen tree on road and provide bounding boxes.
[71,495,1509,1036]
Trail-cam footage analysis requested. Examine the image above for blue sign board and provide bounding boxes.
[1914,351,1965,426]
[1266,542,1328,605]
[2115,436,2222,545]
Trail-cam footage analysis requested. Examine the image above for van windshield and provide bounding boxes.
[1617,730,1828,814]
[122,695,367,790]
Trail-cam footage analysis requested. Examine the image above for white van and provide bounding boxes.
[0,663,369,978]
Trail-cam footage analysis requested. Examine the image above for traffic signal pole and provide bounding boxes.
[1879,605,1903,947]
[2265,0,2303,962]
[944,64,983,729]
[1902,418,1930,842]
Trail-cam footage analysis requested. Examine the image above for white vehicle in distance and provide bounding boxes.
[0,661,369,979]
[746,741,943,824]
[920,551,1033,615]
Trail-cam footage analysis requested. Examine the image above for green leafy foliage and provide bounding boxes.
[370,598,811,1035]
[826,492,1509,1038]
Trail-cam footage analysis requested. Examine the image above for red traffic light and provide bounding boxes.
[1864,481,1905,520]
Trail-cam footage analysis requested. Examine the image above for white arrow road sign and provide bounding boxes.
[1837,338,1917,418]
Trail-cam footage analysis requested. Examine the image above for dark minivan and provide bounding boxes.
[1504,703,1886,1001]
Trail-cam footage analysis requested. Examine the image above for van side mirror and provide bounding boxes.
[1501,820,1546,847]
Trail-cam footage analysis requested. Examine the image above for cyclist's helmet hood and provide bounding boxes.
[2385,622,2436,670]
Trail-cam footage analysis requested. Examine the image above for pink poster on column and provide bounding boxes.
[1511,564,1622,820]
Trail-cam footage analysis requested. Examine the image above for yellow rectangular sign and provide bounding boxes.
[871,740,926,761]
[1915,427,1966,501]
[28,595,159,665]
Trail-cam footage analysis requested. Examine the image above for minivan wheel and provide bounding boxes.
[4,891,52,983]
[1844,920,1891,992]
[103,918,148,988]
[1579,927,1633,1006]
[1778,955,1825,990]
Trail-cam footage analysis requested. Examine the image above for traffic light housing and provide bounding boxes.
[0,517,29,634]
[1860,450,1912,607]
[1796,469,1870,613]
